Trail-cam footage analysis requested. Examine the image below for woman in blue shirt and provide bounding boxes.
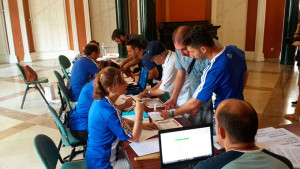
[69,61,133,142]
[86,67,157,169]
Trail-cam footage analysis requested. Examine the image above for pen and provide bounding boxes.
[134,153,160,161]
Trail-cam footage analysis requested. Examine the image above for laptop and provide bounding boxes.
[159,124,214,169]
[126,67,149,95]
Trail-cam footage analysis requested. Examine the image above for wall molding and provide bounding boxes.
[83,0,91,43]
[245,51,264,62]
[17,0,32,62]
[0,54,10,63]
[2,0,18,63]
[69,0,79,53]
[253,0,266,62]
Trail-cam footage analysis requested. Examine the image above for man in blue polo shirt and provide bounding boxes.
[70,44,99,102]
[161,25,248,123]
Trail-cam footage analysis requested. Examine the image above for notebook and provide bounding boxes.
[159,125,214,169]
[126,67,149,95]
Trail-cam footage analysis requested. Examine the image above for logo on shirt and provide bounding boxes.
[227,53,232,58]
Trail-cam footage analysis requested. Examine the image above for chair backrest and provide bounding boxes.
[16,63,26,82]
[54,71,65,86]
[57,82,74,110]
[47,105,71,146]
[58,55,71,69]
[34,134,62,169]
[58,55,71,79]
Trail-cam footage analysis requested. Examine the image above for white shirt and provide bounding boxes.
[159,50,190,106]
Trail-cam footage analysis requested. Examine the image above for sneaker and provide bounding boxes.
[291,101,298,105]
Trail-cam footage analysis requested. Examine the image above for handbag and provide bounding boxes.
[22,65,38,82]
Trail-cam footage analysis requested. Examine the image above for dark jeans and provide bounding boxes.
[70,129,88,142]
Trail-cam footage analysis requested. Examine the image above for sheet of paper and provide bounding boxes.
[142,98,164,108]
[129,138,159,156]
[155,119,182,130]
[122,115,149,123]
[138,129,159,142]
[147,112,164,121]
[255,128,300,146]
[115,95,139,112]
[258,145,300,168]
[213,135,225,150]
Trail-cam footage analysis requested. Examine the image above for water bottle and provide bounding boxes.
[101,43,106,57]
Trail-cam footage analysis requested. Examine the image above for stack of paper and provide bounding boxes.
[256,127,300,168]
[130,138,159,156]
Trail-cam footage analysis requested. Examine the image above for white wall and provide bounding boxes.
[29,0,73,60]
[212,0,248,51]
[89,0,118,54]
[0,0,10,63]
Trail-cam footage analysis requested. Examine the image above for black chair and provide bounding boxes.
[16,63,49,109]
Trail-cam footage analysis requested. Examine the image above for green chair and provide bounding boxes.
[47,105,86,161]
[16,63,49,109]
[57,81,74,110]
[58,55,71,80]
[34,134,86,169]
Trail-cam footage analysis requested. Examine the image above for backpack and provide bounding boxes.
[22,65,38,82]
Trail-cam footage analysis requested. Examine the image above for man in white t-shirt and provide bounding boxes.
[139,41,190,106]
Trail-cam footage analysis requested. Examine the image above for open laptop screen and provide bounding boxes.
[159,125,214,167]
[138,67,149,89]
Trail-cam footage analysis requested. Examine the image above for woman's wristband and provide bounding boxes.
[134,119,143,123]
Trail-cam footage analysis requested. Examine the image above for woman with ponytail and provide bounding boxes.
[69,61,132,142]
[86,67,157,169]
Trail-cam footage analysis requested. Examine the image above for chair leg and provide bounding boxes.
[21,85,30,109]
[57,139,62,151]
[38,83,45,93]
[68,147,76,161]
[35,85,49,106]
[83,145,86,157]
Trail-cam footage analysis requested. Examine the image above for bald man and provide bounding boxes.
[194,99,293,169]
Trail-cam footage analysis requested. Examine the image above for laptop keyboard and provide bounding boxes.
[165,162,197,169]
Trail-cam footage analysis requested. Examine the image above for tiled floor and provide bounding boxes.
[0,59,299,169]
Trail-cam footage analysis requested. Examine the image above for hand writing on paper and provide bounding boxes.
[160,110,171,119]
[142,123,158,130]
[162,98,177,110]
[124,97,134,108]
[139,90,149,99]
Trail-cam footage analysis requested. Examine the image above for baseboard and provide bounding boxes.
[245,51,264,62]
[30,50,77,61]
[0,54,10,63]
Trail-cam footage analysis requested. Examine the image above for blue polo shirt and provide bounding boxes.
[193,46,247,109]
[86,98,132,169]
[69,79,95,131]
[70,57,98,102]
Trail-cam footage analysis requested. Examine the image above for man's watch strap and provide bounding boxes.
[169,110,175,118]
